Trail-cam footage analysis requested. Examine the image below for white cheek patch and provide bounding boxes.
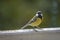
[36,14,38,16]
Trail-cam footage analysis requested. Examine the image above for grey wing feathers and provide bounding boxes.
[27,16,37,24]
[21,15,37,29]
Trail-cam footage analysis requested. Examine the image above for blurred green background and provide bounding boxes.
[0,0,60,30]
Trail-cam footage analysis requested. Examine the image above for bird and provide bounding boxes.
[21,11,43,32]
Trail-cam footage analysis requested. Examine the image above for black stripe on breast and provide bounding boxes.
[38,15,42,19]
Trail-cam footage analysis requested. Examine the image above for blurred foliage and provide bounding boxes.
[0,0,60,30]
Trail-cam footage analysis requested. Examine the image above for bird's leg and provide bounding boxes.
[32,26,38,32]
[36,26,40,29]
[36,26,42,30]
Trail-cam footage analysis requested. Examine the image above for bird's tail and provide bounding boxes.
[21,24,29,29]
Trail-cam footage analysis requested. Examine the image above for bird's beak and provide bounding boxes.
[41,14,43,16]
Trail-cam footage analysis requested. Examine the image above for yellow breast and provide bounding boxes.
[30,18,42,27]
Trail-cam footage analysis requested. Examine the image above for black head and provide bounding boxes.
[36,11,43,19]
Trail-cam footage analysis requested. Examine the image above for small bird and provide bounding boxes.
[21,11,43,32]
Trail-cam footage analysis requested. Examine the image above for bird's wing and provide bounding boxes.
[21,15,37,29]
[28,16,37,24]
